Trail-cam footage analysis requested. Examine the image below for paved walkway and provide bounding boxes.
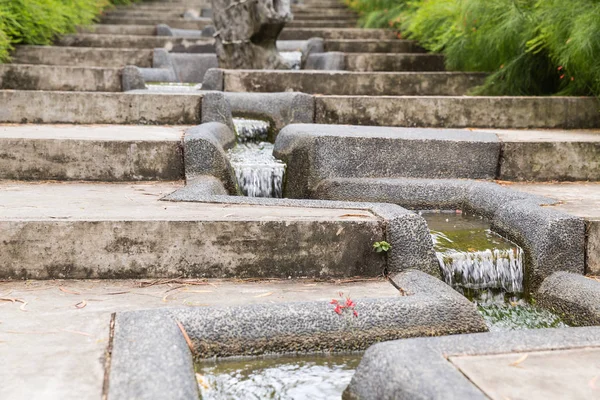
[0,278,396,400]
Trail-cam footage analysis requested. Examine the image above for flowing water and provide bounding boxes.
[280,51,302,70]
[422,211,567,331]
[145,82,202,91]
[196,354,361,400]
[229,118,286,198]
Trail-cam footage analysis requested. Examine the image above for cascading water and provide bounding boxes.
[228,118,286,198]
[280,51,302,70]
[423,211,566,331]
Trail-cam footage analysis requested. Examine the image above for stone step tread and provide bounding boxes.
[0,181,378,221]
[10,46,154,68]
[0,124,185,141]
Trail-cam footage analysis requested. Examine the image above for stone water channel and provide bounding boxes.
[423,211,567,331]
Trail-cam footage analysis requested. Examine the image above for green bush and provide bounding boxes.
[0,0,143,62]
[345,0,600,97]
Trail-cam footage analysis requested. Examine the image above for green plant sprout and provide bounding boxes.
[373,241,391,253]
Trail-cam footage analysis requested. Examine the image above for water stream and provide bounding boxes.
[422,211,566,331]
[229,118,286,198]
[196,354,361,400]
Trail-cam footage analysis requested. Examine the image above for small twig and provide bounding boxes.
[176,320,195,355]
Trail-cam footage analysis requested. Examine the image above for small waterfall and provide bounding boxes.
[424,212,524,298]
[229,118,286,198]
[280,51,302,70]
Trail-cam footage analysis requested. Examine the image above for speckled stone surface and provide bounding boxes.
[343,326,600,400]
[537,272,600,326]
[273,124,500,198]
[108,271,486,399]
[182,122,239,194]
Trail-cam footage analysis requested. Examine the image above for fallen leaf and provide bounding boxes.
[1,297,28,311]
[59,287,81,295]
[339,213,370,218]
[75,300,87,309]
[336,227,344,236]
[509,354,528,367]
[196,373,210,389]
[176,320,195,354]
[254,292,273,298]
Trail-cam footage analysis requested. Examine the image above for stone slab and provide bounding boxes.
[507,182,600,275]
[222,70,486,96]
[99,17,212,30]
[108,271,486,399]
[0,124,185,180]
[10,46,153,68]
[344,53,446,72]
[0,182,387,279]
[57,34,214,51]
[323,39,425,53]
[0,278,396,400]
[450,348,600,400]
[273,124,500,198]
[315,96,600,129]
[279,28,398,41]
[344,326,600,400]
[79,24,156,36]
[0,90,203,124]
[0,64,123,92]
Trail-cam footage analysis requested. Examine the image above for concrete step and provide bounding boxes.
[56,34,214,51]
[345,53,446,72]
[324,39,425,53]
[315,95,600,129]
[99,17,212,30]
[0,64,123,92]
[218,70,486,96]
[0,90,204,124]
[10,46,153,68]
[78,24,156,36]
[298,28,399,41]
[0,125,184,181]
[0,182,386,279]
[510,181,600,275]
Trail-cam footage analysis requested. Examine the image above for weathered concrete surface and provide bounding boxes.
[0,182,387,279]
[0,90,204,124]
[57,34,214,51]
[310,178,585,292]
[344,327,600,400]
[0,278,396,400]
[222,70,487,96]
[315,96,600,129]
[183,122,238,193]
[273,124,500,198]
[345,53,445,72]
[508,182,600,275]
[492,129,600,181]
[10,46,153,68]
[0,125,185,181]
[537,272,600,326]
[223,91,314,137]
[279,28,397,41]
[210,0,291,69]
[323,39,425,53]
[99,17,212,29]
[0,64,123,92]
[450,348,600,400]
[79,24,156,36]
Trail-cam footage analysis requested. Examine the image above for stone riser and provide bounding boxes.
[11,46,154,68]
[57,34,214,51]
[344,53,445,72]
[220,70,487,96]
[0,64,123,92]
[324,39,426,53]
[0,125,184,181]
[100,17,355,28]
[103,10,357,21]
[315,96,600,129]
[0,90,203,124]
